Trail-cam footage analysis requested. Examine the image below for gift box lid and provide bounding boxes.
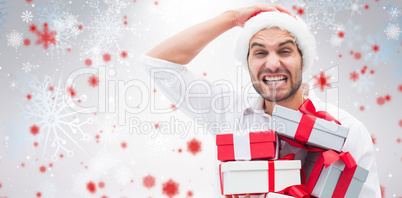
[272,105,349,138]
[216,131,276,146]
[353,166,369,182]
[220,160,301,172]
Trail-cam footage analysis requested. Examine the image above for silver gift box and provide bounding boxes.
[303,152,369,198]
[272,105,349,152]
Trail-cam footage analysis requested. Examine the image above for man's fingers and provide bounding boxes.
[244,194,251,198]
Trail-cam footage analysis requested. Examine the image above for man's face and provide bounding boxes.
[248,27,303,102]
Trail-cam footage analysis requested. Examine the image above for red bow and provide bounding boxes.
[299,99,341,125]
[276,185,310,198]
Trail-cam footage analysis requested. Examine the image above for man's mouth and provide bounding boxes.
[262,75,288,86]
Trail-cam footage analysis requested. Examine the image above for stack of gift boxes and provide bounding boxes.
[216,99,369,198]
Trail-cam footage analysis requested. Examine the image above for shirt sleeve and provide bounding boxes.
[341,120,381,198]
[139,54,231,130]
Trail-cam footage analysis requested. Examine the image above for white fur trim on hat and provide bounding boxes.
[235,11,316,72]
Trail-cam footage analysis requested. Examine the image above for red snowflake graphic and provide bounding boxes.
[313,71,331,91]
[98,181,105,188]
[297,8,304,15]
[85,59,92,66]
[30,124,39,136]
[399,120,402,127]
[121,51,128,58]
[26,94,32,100]
[143,175,155,189]
[349,71,359,82]
[365,5,369,9]
[33,23,57,50]
[384,94,391,101]
[36,192,41,197]
[371,134,376,144]
[39,165,46,173]
[377,97,385,105]
[88,75,99,87]
[103,53,111,62]
[187,190,193,197]
[162,179,179,198]
[380,185,385,198]
[171,104,177,111]
[87,181,96,194]
[187,138,201,155]
[398,84,402,92]
[354,52,361,60]
[121,142,127,149]
[67,86,76,97]
[372,44,380,53]
[24,38,31,46]
[338,31,344,38]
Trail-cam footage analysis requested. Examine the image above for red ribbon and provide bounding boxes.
[305,150,358,197]
[332,152,357,198]
[293,99,341,145]
[277,185,310,198]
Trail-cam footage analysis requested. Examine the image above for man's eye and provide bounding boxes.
[281,50,291,54]
[255,51,266,55]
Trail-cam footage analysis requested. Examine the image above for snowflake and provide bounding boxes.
[313,71,332,91]
[11,76,93,161]
[162,179,179,198]
[362,32,400,65]
[345,19,363,48]
[143,175,155,189]
[114,167,132,185]
[21,10,33,23]
[147,134,174,156]
[9,80,18,90]
[301,0,349,29]
[104,0,128,13]
[330,34,343,47]
[352,69,374,93]
[36,0,69,27]
[388,5,401,21]
[85,10,128,49]
[33,23,57,50]
[384,23,401,40]
[22,62,33,73]
[0,0,7,39]
[347,0,363,16]
[50,13,81,52]
[330,23,346,32]
[6,30,23,49]
[349,71,359,82]
[38,181,57,198]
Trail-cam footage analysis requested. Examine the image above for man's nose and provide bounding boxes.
[265,53,281,71]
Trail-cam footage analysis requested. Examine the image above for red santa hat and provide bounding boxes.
[235,11,316,72]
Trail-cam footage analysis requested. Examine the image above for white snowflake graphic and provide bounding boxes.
[301,0,349,29]
[344,19,363,48]
[21,10,33,23]
[347,0,363,16]
[352,71,374,93]
[147,134,174,156]
[6,30,23,49]
[9,80,18,90]
[22,62,33,73]
[330,34,343,47]
[14,76,94,162]
[388,5,401,21]
[384,23,401,40]
[86,10,127,49]
[104,0,128,13]
[362,32,400,65]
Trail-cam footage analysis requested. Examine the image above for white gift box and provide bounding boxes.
[219,160,301,195]
[272,105,349,152]
[266,193,295,198]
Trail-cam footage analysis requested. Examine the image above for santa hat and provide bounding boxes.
[235,11,316,72]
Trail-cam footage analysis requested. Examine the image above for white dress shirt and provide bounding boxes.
[139,55,381,198]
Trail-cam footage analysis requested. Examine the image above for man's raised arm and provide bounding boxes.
[146,4,292,65]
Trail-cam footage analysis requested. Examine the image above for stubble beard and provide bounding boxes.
[249,62,303,103]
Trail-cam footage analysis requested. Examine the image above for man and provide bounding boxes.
[140,4,380,198]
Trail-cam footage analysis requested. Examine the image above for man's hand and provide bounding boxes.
[225,194,251,198]
[230,4,293,27]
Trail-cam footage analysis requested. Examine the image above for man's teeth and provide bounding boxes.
[263,76,286,82]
